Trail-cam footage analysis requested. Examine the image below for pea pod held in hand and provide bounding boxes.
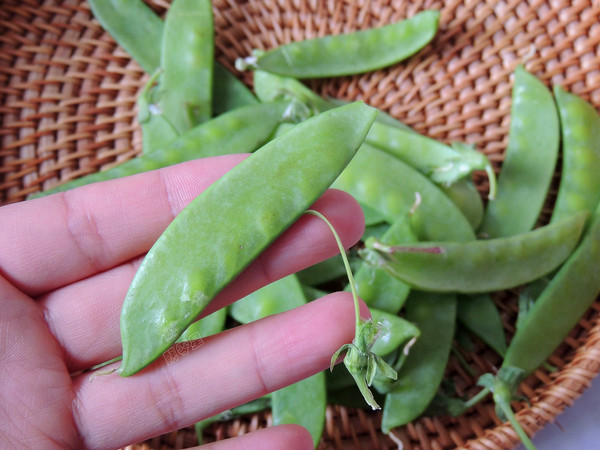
[360,212,588,294]
[237,10,440,78]
[118,102,377,376]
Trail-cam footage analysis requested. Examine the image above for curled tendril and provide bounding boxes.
[304,209,399,410]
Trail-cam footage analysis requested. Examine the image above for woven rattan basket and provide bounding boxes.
[2,0,600,448]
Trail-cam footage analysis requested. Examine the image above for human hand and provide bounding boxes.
[0,154,366,449]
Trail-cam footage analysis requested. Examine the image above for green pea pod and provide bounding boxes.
[369,308,420,357]
[272,372,326,447]
[118,101,377,376]
[327,97,414,132]
[350,215,418,314]
[361,211,588,294]
[230,275,305,324]
[238,10,440,78]
[366,122,497,199]
[176,308,227,343]
[254,71,485,229]
[253,70,333,115]
[479,65,560,237]
[158,0,214,133]
[332,144,475,242]
[228,275,327,445]
[440,179,484,231]
[362,222,391,241]
[456,294,507,356]
[137,69,180,155]
[212,63,258,115]
[30,101,292,198]
[296,254,362,287]
[381,291,456,433]
[359,202,388,227]
[300,284,328,302]
[88,0,255,117]
[504,201,600,376]
[551,86,600,222]
[87,0,164,74]
[254,71,414,132]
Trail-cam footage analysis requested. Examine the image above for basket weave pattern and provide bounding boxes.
[2,0,600,448]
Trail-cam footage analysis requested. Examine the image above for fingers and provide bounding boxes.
[0,155,248,296]
[41,189,364,372]
[71,293,364,449]
[197,425,313,450]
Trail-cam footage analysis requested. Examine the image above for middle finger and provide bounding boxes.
[40,189,364,372]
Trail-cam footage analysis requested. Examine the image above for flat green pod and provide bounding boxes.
[118,102,377,376]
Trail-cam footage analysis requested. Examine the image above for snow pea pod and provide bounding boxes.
[237,10,440,78]
[366,122,497,199]
[212,63,258,115]
[87,0,164,74]
[332,144,475,242]
[484,204,600,450]
[551,86,600,223]
[137,69,180,155]
[369,308,420,357]
[272,373,326,447]
[351,215,417,314]
[479,66,559,238]
[89,0,255,116]
[254,71,485,229]
[228,274,327,445]
[254,71,413,132]
[360,202,388,227]
[381,291,456,432]
[118,101,377,376]
[456,294,506,356]
[504,202,600,375]
[229,275,305,325]
[30,101,291,197]
[158,0,214,133]
[439,179,484,231]
[253,70,333,115]
[361,211,587,294]
[176,308,227,343]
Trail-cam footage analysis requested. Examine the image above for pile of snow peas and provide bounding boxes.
[38,1,600,448]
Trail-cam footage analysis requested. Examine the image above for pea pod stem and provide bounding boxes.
[462,386,491,410]
[305,209,397,410]
[305,209,360,329]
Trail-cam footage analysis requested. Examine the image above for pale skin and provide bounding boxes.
[0,154,367,449]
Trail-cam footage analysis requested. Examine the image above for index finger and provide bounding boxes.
[0,154,248,296]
